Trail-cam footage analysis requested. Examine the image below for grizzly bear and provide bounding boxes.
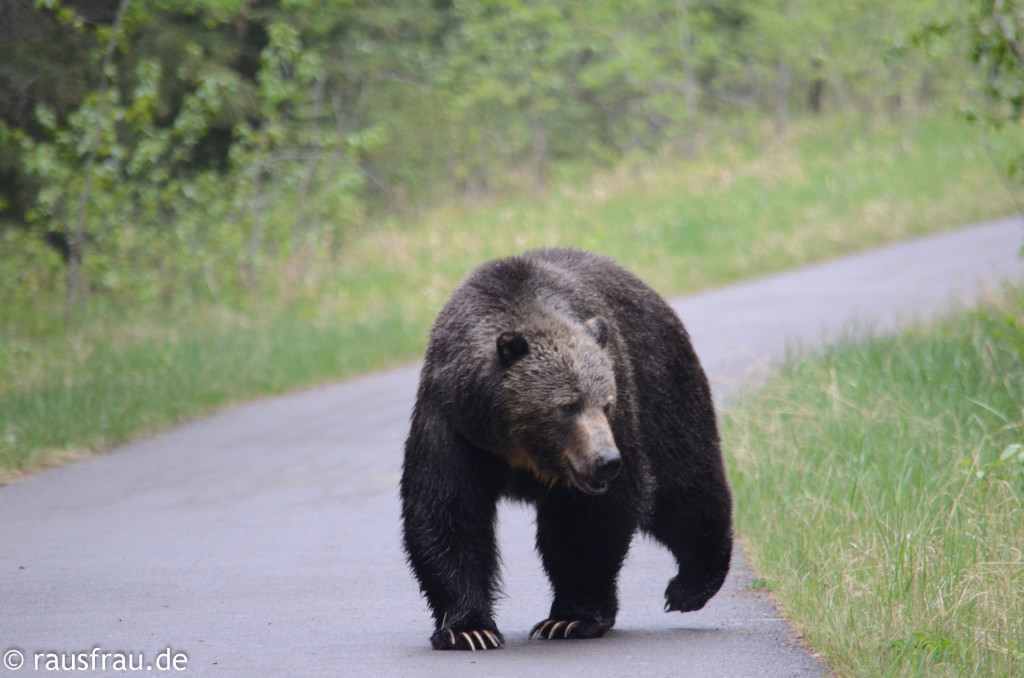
[400,248,732,650]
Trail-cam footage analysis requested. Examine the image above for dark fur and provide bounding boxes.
[400,248,732,650]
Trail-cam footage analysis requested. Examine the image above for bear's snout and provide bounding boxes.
[566,411,622,495]
[595,451,623,482]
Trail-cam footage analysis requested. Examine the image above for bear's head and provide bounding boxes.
[494,315,622,495]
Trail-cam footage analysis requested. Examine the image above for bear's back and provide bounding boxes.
[521,249,684,345]
[523,249,716,459]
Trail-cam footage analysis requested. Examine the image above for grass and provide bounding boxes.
[0,310,415,473]
[722,288,1024,677]
[2,113,1022,478]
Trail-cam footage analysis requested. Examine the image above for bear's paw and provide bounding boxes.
[432,627,504,651]
[663,573,716,613]
[529,618,610,640]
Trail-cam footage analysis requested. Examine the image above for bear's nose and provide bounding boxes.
[595,452,622,482]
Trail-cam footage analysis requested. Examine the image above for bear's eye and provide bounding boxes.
[603,401,615,416]
[559,402,581,417]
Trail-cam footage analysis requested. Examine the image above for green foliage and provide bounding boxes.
[966,0,1024,183]
[914,1,1024,191]
[1,1,1021,468]
[2,114,1019,478]
[723,289,1024,676]
[0,0,992,309]
[967,0,1024,123]
[3,1,373,310]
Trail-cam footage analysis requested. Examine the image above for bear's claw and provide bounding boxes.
[529,619,582,640]
[436,628,503,651]
[664,573,715,613]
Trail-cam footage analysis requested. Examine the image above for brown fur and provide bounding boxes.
[401,249,732,651]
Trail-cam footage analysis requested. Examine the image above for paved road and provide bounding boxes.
[2,217,1022,677]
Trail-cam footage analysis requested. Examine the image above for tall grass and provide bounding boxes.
[2,114,1022,478]
[723,289,1024,677]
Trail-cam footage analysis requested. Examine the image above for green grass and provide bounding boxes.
[722,289,1024,677]
[0,310,417,472]
[2,114,1022,478]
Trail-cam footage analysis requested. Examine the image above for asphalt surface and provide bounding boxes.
[2,216,1022,677]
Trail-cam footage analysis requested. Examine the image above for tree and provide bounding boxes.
[967,0,1024,174]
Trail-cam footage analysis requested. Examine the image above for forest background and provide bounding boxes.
[1,0,1023,473]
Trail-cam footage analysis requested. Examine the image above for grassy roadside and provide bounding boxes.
[2,114,1022,478]
[722,288,1024,677]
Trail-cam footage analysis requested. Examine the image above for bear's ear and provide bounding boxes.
[497,330,529,367]
[585,316,610,348]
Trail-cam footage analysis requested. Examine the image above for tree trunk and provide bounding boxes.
[246,164,265,292]
[64,224,83,321]
[295,73,328,256]
[888,64,904,119]
[774,60,791,135]
[807,57,825,114]
[64,0,132,320]
[676,0,699,159]
[529,111,548,193]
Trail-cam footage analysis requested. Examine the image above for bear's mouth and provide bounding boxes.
[566,463,610,495]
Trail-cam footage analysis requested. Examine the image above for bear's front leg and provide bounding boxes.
[531,488,638,640]
[401,411,507,650]
[647,477,732,614]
